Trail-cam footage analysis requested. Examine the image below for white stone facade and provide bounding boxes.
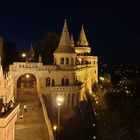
[5,20,98,114]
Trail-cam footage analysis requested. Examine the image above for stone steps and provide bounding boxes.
[15,88,50,140]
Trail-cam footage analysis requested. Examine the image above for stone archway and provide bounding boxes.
[16,73,38,103]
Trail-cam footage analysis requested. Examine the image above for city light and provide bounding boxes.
[99,76,104,81]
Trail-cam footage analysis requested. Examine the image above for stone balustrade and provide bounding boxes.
[0,104,20,140]
[46,85,83,91]
[9,62,56,71]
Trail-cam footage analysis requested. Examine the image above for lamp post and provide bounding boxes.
[56,96,63,140]
[22,53,26,62]
[53,125,57,140]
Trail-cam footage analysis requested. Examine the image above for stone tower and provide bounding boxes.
[53,19,76,66]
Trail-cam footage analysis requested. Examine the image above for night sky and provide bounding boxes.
[0,1,140,64]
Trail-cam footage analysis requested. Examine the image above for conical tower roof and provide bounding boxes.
[28,43,34,58]
[54,19,75,53]
[77,25,89,46]
[70,34,74,47]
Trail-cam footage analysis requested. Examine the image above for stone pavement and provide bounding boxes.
[15,88,50,140]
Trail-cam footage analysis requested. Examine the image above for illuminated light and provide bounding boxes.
[100,85,103,88]
[99,76,104,81]
[93,136,96,139]
[79,57,82,63]
[22,53,26,58]
[94,98,97,101]
[125,90,131,93]
[93,94,96,97]
[57,102,62,106]
[53,125,57,131]
[92,123,96,126]
[95,101,98,104]
[56,96,63,106]
[89,89,92,94]
[26,74,30,78]
[57,96,63,103]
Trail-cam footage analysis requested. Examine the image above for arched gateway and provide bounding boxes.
[8,62,56,101]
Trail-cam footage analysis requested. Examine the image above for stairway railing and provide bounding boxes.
[39,95,54,140]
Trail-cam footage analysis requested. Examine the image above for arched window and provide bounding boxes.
[52,79,55,86]
[61,78,65,86]
[60,57,64,64]
[95,70,96,73]
[46,77,51,86]
[65,78,69,86]
[66,58,69,65]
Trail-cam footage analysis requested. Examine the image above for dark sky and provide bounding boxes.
[0,1,140,64]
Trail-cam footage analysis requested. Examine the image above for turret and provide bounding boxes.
[77,25,89,47]
[54,19,76,66]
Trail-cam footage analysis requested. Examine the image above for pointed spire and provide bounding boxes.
[39,54,42,63]
[70,34,74,47]
[58,18,71,47]
[77,25,89,46]
[27,43,34,62]
[29,43,34,58]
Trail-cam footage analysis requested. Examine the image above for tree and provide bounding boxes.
[3,41,19,66]
[34,32,59,64]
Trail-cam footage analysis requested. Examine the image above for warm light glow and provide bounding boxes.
[56,96,63,106]
[79,57,82,63]
[99,76,104,81]
[26,74,30,78]
[93,123,96,126]
[53,125,57,131]
[95,101,99,104]
[22,53,26,58]
[57,102,62,106]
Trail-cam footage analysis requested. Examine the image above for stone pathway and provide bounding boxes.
[15,88,50,140]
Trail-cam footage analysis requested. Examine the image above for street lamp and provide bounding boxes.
[26,74,30,79]
[53,125,57,140]
[22,53,26,62]
[56,96,63,140]
[99,76,104,81]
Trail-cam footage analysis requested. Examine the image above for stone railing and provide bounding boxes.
[0,104,20,140]
[39,95,54,140]
[46,85,83,91]
[9,62,56,71]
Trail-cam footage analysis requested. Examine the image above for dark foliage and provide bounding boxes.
[34,32,59,64]
[59,97,98,140]
[3,41,19,66]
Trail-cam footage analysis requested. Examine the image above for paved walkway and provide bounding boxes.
[15,88,50,140]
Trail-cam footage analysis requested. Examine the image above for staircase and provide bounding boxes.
[15,88,50,140]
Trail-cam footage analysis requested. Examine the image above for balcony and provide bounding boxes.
[45,84,83,92]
